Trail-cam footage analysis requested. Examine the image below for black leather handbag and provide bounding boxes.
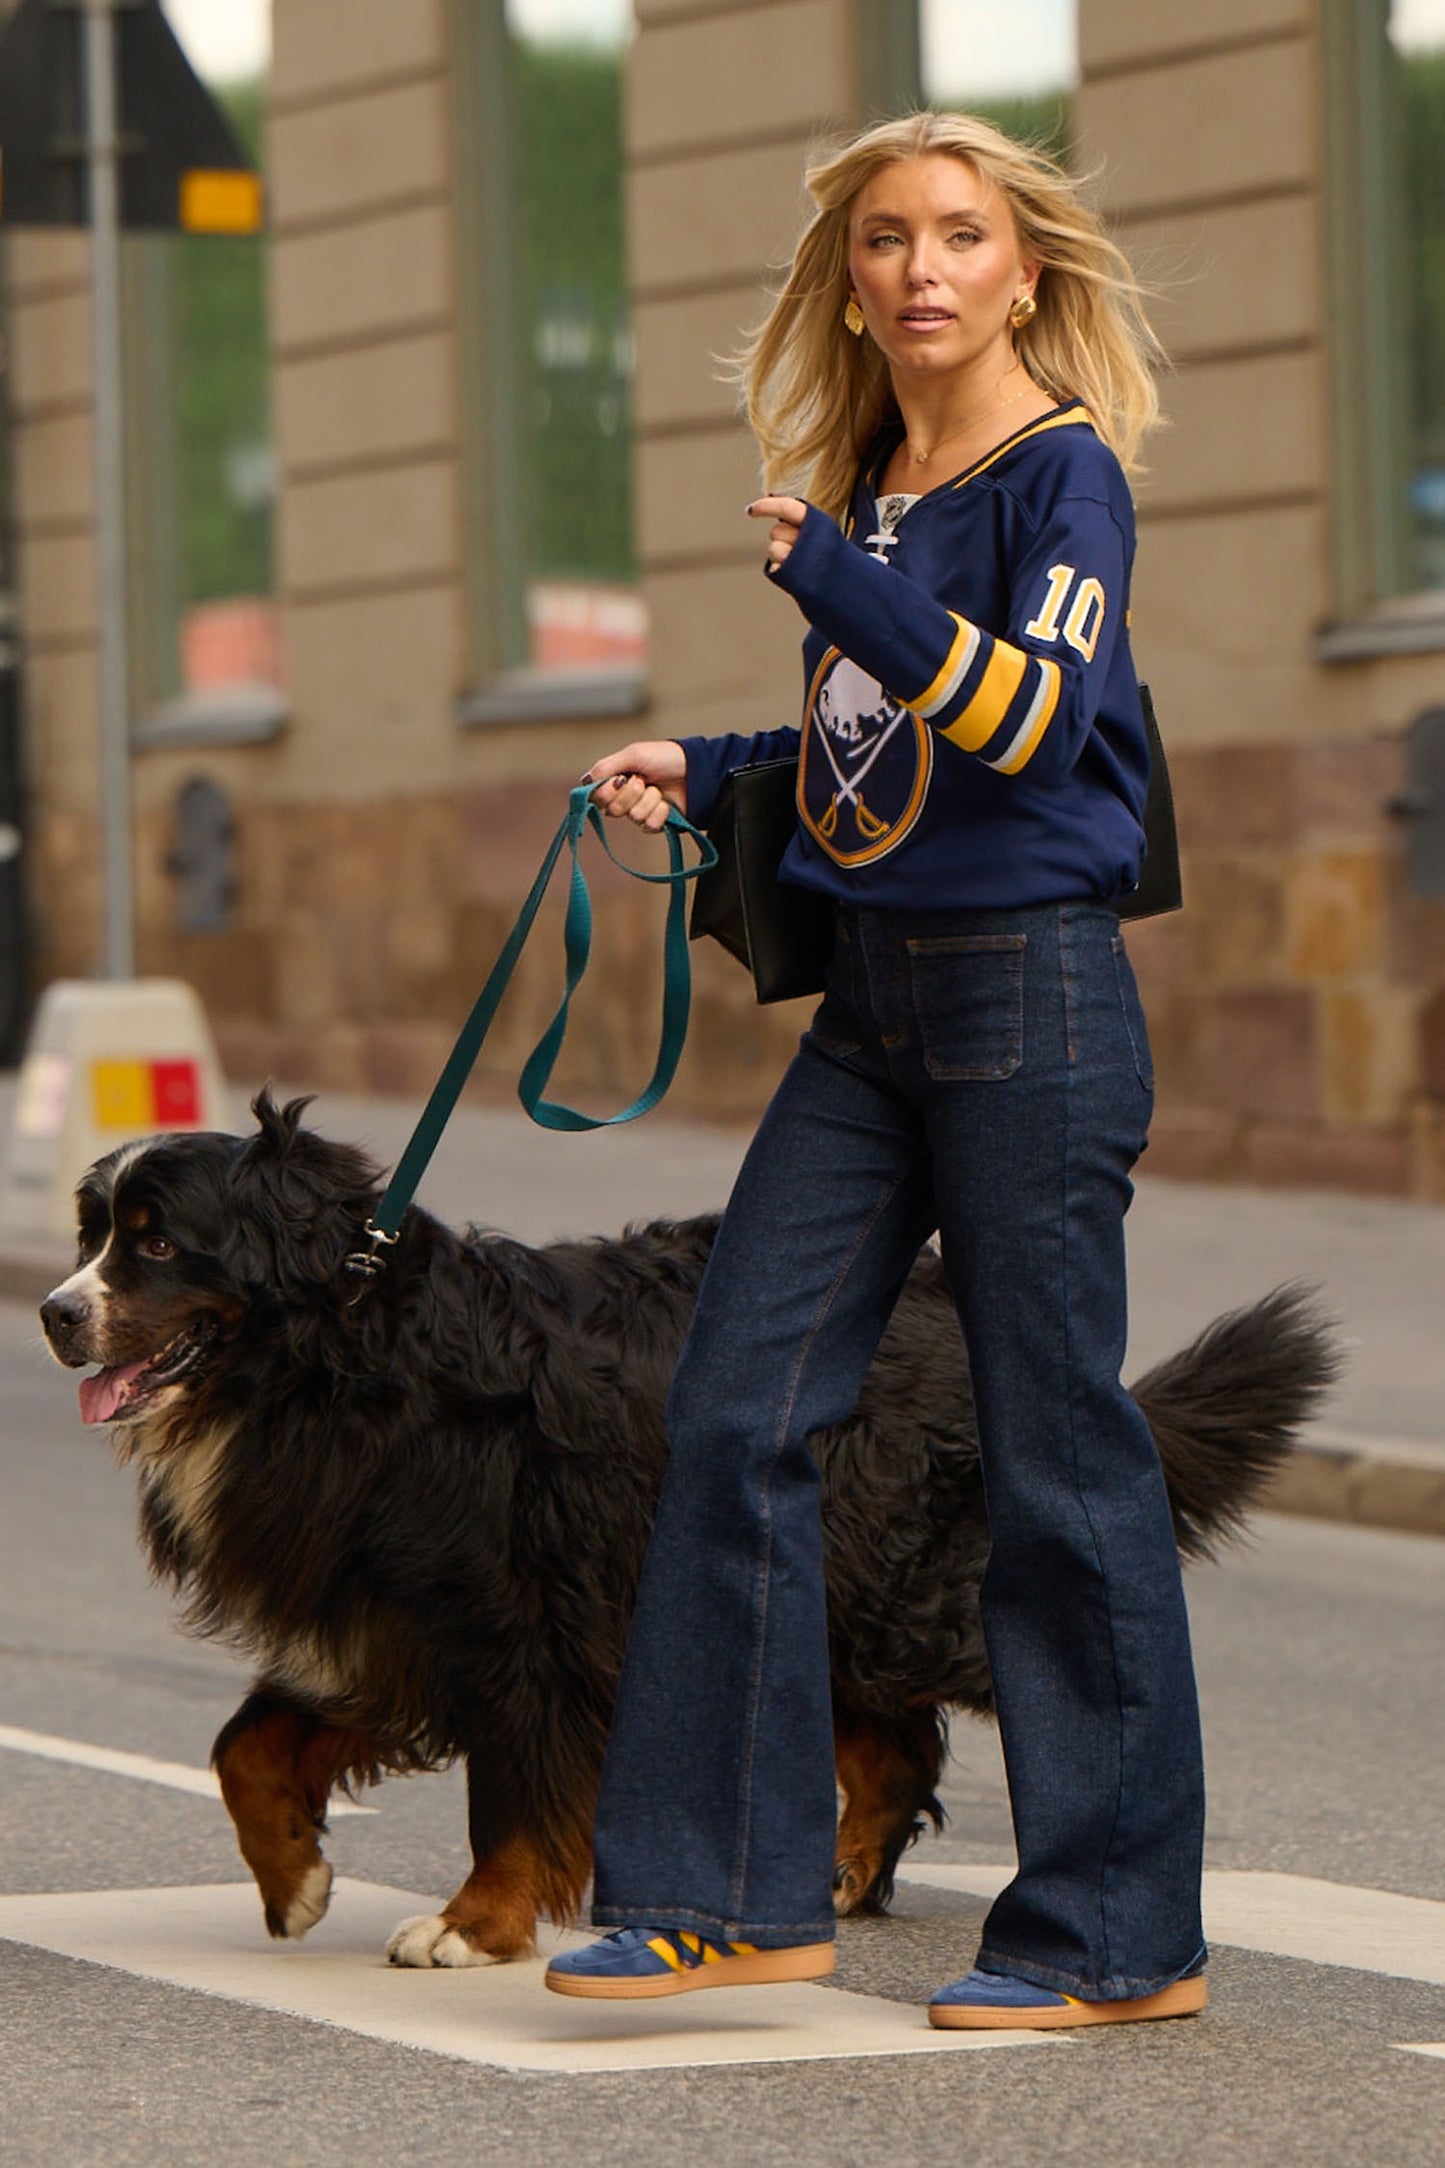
[689,686,1181,1005]
[1119,685,1183,922]
[688,758,836,1004]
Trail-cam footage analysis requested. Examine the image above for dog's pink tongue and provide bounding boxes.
[79,1362,149,1426]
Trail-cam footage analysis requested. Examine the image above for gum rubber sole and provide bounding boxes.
[545,1941,837,1999]
[928,1975,1208,2030]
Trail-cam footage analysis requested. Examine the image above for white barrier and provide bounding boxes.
[0,979,232,1241]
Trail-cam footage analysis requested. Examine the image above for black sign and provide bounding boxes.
[0,0,263,232]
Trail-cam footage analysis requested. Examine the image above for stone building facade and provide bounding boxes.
[4,0,1445,1191]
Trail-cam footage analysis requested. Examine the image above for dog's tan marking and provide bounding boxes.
[390,1826,590,1965]
[832,1717,939,1917]
[213,1705,374,1942]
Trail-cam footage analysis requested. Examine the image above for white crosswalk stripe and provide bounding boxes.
[0,1724,374,1813]
[899,1865,1445,1988]
[0,1881,1056,2073]
[3,1732,1441,2075]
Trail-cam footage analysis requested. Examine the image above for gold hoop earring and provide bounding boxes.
[844,297,865,338]
[1009,294,1038,330]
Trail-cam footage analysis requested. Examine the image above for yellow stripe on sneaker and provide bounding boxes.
[728,1941,758,1955]
[679,1931,701,1955]
[647,1936,686,1972]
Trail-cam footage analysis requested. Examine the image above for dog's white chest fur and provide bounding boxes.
[136,1416,235,1558]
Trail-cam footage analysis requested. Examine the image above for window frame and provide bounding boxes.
[448,0,647,732]
[1317,0,1445,660]
[121,205,287,750]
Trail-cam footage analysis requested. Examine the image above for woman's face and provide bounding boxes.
[846,154,1036,384]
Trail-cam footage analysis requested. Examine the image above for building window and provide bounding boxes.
[1392,1,1445,597]
[919,0,1077,156]
[453,0,645,724]
[128,1,280,739]
[1324,0,1445,637]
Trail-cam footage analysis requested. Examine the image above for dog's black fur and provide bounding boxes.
[41,1090,1338,1964]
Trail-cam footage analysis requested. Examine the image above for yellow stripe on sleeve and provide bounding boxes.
[906,614,979,720]
[940,639,1029,753]
[985,659,1062,774]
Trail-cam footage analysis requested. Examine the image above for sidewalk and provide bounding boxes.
[6,1077,1444,1538]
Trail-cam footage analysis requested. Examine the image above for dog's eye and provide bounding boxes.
[137,1235,177,1262]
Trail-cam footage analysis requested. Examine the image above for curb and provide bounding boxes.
[9,1247,1441,1541]
[1262,1431,1445,1542]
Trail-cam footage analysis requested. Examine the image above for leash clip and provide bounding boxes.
[342,1218,400,1305]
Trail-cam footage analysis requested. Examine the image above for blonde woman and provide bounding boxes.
[547,112,1207,2030]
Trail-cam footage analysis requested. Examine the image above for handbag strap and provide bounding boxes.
[350,785,716,1277]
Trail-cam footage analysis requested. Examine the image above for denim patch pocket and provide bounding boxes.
[906,932,1026,1080]
[1110,931,1154,1088]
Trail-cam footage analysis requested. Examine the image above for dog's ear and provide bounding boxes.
[227,1090,385,1299]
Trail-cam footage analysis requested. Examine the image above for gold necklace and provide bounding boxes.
[908,382,1034,466]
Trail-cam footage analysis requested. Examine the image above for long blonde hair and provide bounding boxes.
[737,111,1164,518]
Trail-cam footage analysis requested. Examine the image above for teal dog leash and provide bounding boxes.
[345,783,716,1290]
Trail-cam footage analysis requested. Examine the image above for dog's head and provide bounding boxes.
[39,1089,384,1429]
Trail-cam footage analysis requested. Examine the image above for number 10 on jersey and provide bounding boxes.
[1025,563,1106,663]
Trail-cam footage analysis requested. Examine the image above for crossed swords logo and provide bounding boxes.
[815,702,906,840]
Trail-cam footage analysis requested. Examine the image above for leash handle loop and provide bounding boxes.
[366,786,715,1242]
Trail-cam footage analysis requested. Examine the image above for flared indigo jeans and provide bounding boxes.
[590,900,1207,1999]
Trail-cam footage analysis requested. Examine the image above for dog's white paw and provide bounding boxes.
[386,1913,498,1968]
[278,1860,333,1939]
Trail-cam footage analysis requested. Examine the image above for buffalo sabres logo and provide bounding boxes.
[799,651,933,866]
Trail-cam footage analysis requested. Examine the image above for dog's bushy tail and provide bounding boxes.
[1131,1285,1342,1559]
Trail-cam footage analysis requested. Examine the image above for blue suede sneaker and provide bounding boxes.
[545,1927,836,2000]
[928,1967,1208,2030]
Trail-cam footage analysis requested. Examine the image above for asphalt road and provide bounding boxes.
[1,1290,1442,2168]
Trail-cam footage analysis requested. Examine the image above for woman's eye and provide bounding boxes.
[869,233,903,249]
[949,228,981,246]
[138,1236,177,1262]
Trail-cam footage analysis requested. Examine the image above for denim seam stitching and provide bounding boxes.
[1110,934,1153,1088]
[727,1170,908,1926]
[1060,913,1127,1991]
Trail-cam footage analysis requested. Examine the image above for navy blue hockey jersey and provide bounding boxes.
[679,400,1151,912]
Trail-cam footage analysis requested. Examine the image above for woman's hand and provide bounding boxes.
[747,495,808,571]
[584,741,688,832]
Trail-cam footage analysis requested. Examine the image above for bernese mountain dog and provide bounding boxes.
[39,1090,1336,1967]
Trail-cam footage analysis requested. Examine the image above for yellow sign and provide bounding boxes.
[92,1059,153,1129]
[179,168,264,235]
